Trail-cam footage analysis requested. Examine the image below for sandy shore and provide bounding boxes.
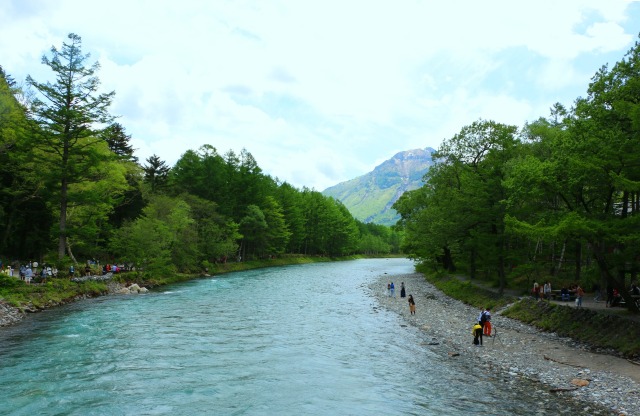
[370,273,640,416]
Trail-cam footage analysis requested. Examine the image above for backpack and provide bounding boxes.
[480,311,490,323]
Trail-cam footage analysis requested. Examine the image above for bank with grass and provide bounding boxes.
[0,255,390,323]
[419,265,640,360]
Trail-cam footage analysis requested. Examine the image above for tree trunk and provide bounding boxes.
[58,175,68,260]
[574,241,582,282]
[469,248,477,280]
[553,240,566,278]
[443,246,456,272]
[497,251,505,295]
[66,238,77,264]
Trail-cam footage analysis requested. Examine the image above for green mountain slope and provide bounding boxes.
[322,147,435,226]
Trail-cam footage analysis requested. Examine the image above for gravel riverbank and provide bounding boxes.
[370,273,640,416]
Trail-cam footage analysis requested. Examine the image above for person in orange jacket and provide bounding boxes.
[480,307,492,336]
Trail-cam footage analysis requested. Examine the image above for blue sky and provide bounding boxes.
[2,0,639,190]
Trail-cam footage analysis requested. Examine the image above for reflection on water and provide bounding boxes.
[0,259,589,415]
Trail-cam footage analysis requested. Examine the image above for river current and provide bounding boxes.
[0,258,583,415]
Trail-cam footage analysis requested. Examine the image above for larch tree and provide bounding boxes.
[143,154,171,194]
[27,33,115,261]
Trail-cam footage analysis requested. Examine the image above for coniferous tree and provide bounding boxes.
[102,122,137,162]
[143,154,170,194]
[27,33,115,260]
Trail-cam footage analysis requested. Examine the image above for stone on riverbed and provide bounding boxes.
[571,379,590,387]
[115,283,149,294]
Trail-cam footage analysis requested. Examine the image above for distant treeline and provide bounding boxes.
[0,33,402,277]
[394,36,640,311]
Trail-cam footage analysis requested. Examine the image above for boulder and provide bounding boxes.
[128,283,141,293]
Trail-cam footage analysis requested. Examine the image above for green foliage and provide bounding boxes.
[27,33,116,260]
[0,33,417,291]
[395,39,640,312]
[503,298,640,357]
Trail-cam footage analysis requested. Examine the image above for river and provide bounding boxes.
[0,258,584,415]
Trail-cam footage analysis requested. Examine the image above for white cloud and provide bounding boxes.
[2,0,639,190]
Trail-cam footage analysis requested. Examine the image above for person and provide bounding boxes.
[543,281,551,301]
[7,265,12,277]
[390,282,395,298]
[69,265,75,278]
[85,264,91,276]
[610,288,622,307]
[479,307,492,336]
[400,282,406,298]
[606,285,614,307]
[387,283,391,297]
[472,322,483,346]
[560,286,570,302]
[24,266,33,285]
[408,295,416,315]
[532,282,540,300]
[630,283,640,296]
[576,285,585,307]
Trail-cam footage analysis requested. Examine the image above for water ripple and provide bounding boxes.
[0,259,589,415]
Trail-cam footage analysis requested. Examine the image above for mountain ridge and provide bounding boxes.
[322,147,436,226]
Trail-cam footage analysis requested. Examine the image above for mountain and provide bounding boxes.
[322,147,436,226]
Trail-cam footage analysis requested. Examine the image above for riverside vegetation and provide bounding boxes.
[0,33,402,288]
[0,255,390,318]
[419,264,640,360]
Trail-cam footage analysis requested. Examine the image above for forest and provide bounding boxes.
[394,37,640,312]
[0,34,401,278]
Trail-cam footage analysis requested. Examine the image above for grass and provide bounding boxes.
[416,267,640,359]
[417,270,517,312]
[502,298,640,358]
[0,254,375,310]
[0,276,110,310]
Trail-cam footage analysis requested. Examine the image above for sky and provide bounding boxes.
[1,1,640,191]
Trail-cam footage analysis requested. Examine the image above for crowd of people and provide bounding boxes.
[530,278,640,309]
[0,262,59,285]
[0,259,128,285]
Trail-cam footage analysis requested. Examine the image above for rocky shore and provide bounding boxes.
[0,300,23,327]
[0,274,146,327]
[370,273,640,416]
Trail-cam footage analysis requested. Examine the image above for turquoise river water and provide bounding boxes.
[0,258,587,415]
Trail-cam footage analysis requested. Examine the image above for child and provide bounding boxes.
[472,322,483,346]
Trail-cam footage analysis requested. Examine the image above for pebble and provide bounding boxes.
[371,273,640,416]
